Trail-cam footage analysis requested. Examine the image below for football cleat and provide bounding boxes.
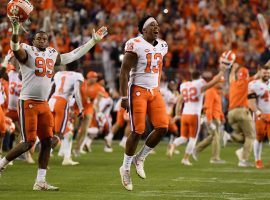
[7,0,33,23]
[33,181,59,191]
[133,156,146,179]
[238,160,254,167]
[255,160,264,169]
[62,158,79,166]
[104,145,113,153]
[181,158,192,166]
[119,166,133,191]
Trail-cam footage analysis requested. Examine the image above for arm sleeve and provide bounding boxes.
[60,38,96,65]
[74,81,84,113]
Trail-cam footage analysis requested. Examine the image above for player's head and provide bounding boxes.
[191,71,201,80]
[32,31,49,51]
[168,80,177,91]
[260,60,270,82]
[235,66,249,80]
[138,15,159,41]
[86,71,98,84]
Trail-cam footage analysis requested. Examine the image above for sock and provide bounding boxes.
[36,169,46,182]
[0,157,9,168]
[169,135,175,144]
[253,140,262,161]
[136,145,153,161]
[185,138,196,155]
[173,137,188,146]
[106,132,114,140]
[122,154,133,171]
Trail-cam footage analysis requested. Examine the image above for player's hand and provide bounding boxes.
[172,115,181,123]
[8,16,20,34]
[120,97,129,111]
[208,122,216,131]
[92,26,108,42]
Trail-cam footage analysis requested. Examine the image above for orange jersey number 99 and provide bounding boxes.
[35,57,54,78]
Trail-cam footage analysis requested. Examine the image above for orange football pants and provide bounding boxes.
[255,114,270,141]
[0,105,6,136]
[128,85,168,134]
[17,100,53,142]
[181,114,200,138]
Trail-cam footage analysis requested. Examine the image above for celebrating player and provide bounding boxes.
[0,6,107,190]
[119,16,169,191]
[248,61,270,168]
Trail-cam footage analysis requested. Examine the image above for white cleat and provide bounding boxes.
[104,135,112,147]
[33,181,59,191]
[104,146,113,153]
[174,149,180,155]
[62,158,79,166]
[238,160,254,167]
[8,161,13,166]
[119,141,126,149]
[119,166,133,191]
[235,148,243,161]
[181,158,192,166]
[133,156,146,179]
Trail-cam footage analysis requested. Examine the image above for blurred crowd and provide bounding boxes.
[1,0,270,88]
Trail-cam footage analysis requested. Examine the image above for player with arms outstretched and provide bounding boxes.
[0,3,107,190]
[119,16,169,191]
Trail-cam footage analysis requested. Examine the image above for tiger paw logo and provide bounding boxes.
[10,5,19,15]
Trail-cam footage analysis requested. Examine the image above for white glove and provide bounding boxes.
[92,26,108,42]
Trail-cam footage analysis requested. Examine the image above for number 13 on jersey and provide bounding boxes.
[145,53,163,73]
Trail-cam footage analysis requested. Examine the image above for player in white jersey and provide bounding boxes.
[160,80,180,155]
[49,71,84,136]
[0,15,107,190]
[119,16,169,191]
[168,67,226,166]
[248,63,270,169]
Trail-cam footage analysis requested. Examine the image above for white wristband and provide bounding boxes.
[10,41,20,51]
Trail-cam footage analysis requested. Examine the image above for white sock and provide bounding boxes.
[136,145,153,161]
[106,132,114,140]
[173,137,188,146]
[0,157,9,168]
[36,169,46,182]
[185,138,196,155]
[120,136,127,144]
[122,154,133,171]
[253,140,262,161]
[63,132,72,159]
[169,135,175,144]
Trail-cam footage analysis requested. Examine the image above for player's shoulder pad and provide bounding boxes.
[124,36,141,53]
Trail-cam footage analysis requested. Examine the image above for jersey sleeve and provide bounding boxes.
[124,38,139,55]
[196,78,207,96]
[75,73,84,82]
[159,40,168,56]
[20,43,31,52]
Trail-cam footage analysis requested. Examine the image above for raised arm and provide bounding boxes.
[175,94,184,117]
[119,52,138,109]
[201,63,226,93]
[9,19,27,63]
[55,27,108,65]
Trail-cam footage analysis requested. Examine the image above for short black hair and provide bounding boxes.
[33,30,48,40]
[191,71,201,80]
[138,15,154,34]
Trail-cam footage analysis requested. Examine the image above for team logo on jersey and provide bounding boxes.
[136,91,140,96]
[29,104,33,108]
[153,48,156,51]
[145,49,150,52]
[126,43,134,51]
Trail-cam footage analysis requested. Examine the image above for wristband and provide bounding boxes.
[10,40,20,51]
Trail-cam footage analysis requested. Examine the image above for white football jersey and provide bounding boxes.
[8,70,22,110]
[53,71,84,100]
[0,82,5,105]
[248,79,270,114]
[19,43,58,101]
[160,87,178,114]
[180,79,206,115]
[125,36,168,89]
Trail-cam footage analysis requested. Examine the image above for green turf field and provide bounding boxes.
[0,141,270,200]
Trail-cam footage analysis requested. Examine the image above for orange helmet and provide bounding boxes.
[7,0,33,23]
[86,71,98,79]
